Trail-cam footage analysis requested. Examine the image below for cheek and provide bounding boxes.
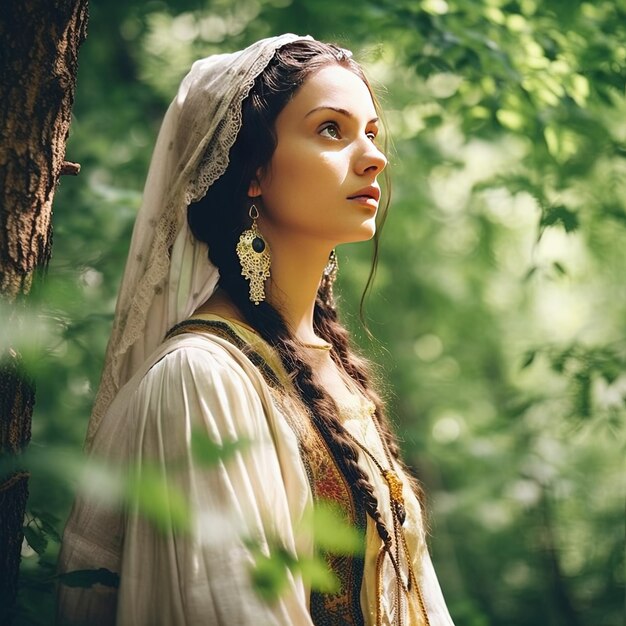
[265,144,337,208]
[280,142,326,180]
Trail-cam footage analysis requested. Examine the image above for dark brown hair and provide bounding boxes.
[188,39,424,549]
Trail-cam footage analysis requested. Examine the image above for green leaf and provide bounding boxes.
[540,206,579,233]
[30,509,62,543]
[125,467,191,534]
[551,352,569,374]
[574,370,592,419]
[302,501,364,556]
[190,427,247,466]
[296,555,340,594]
[599,359,621,385]
[524,266,538,281]
[521,350,537,369]
[250,552,289,602]
[58,568,120,589]
[23,525,48,555]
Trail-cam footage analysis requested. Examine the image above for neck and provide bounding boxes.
[263,233,332,343]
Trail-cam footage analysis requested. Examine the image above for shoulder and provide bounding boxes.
[149,337,247,384]
[130,334,271,444]
[137,335,260,407]
[163,316,288,389]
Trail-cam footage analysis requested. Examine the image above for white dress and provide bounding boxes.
[57,315,455,626]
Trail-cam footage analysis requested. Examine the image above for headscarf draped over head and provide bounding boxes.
[86,34,313,449]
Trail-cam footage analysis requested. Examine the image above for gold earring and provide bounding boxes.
[236,204,271,305]
[321,249,338,307]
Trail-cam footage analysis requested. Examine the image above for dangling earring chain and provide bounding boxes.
[236,203,271,305]
[321,249,338,307]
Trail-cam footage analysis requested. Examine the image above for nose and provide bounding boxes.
[355,140,387,176]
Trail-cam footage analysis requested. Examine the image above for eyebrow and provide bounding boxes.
[305,105,379,124]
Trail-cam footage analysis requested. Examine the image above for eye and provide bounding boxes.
[319,122,341,140]
[367,128,379,142]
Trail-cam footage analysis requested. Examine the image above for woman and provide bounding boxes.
[58,34,455,625]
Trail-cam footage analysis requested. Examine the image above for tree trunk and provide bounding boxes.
[0,0,88,621]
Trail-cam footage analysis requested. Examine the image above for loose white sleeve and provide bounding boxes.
[58,338,314,626]
[116,345,314,626]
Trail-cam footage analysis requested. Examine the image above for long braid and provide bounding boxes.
[314,293,427,510]
[215,264,394,548]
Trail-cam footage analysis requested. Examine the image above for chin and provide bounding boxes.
[361,227,377,242]
[342,223,377,244]
[359,218,377,241]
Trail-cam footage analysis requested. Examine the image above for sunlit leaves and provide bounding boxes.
[191,426,247,466]
[539,205,579,234]
[516,342,626,420]
[4,429,247,541]
[295,555,339,594]
[300,501,364,556]
[520,349,537,370]
[249,548,292,601]
[248,501,363,601]
[248,544,340,602]
[124,466,191,534]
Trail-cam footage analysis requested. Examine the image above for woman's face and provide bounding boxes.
[251,64,387,249]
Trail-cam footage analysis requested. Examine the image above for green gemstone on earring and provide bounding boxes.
[252,237,265,253]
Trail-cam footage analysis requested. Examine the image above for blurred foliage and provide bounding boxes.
[8,0,625,624]
[249,501,364,601]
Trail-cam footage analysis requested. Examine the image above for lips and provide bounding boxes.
[347,185,381,203]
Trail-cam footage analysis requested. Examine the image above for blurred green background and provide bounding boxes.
[14,0,625,624]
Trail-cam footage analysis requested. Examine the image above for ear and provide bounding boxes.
[248,166,266,198]
[248,179,262,198]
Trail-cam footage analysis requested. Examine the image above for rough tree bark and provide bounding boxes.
[0,0,88,620]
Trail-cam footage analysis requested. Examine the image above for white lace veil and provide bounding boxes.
[86,33,312,449]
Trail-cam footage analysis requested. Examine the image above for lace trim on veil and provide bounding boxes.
[87,35,312,448]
